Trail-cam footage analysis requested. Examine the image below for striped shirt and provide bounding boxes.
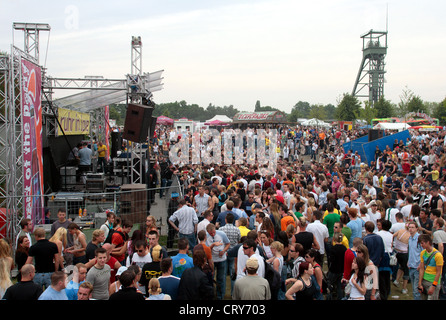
[420,248,443,283]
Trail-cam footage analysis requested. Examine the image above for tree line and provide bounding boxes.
[109,87,446,126]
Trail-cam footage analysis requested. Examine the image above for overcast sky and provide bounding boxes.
[1,0,445,113]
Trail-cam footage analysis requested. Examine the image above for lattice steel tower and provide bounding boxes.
[352,30,387,106]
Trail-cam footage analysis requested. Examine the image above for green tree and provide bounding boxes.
[407,95,427,114]
[335,93,361,121]
[360,100,377,125]
[323,103,336,120]
[374,95,395,118]
[433,98,446,125]
[309,104,326,120]
[254,100,261,111]
[288,101,310,122]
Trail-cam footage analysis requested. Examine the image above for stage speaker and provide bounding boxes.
[149,116,157,139]
[111,131,122,158]
[368,129,384,142]
[122,103,153,143]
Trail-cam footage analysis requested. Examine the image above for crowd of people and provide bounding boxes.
[1,122,446,301]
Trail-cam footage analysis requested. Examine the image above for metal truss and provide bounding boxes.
[0,46,36,242]
[1,24,164,243]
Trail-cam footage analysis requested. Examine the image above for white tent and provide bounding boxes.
[301,118,331,128]
[373,122,411,131]
[205,115,233,123]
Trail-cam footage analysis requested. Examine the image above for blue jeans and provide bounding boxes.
[160,179,172,198]
[34,272,52,290]
[214,260,227,300]
[179,233,196,252]
[226,256,235,295]
[409,267,421,300]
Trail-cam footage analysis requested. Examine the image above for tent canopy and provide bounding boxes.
[301,118,331,127]
[204,119,230,126]
[205,115,233,123]
[157,115,174,125]
[373,122,411,131]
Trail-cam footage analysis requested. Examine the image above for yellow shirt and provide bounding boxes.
[333,235,349,250]
[431,170,439,181]
[98,145,107,158]
[238,226,250,238]
[323,208,341,219]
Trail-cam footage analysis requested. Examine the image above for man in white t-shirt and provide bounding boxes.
[384,199,399,225]
[367,201,381,232]
[307,210,329,265]
[364,179,377,200]
[400,196,413,221]
[236,238,265,280]
[196,210,213,236]
[126,239,152,265]
[389,212,406,234]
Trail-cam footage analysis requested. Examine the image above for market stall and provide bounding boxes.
[231,110,288,128]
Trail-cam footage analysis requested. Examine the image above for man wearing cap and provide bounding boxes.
[232,256,271,300]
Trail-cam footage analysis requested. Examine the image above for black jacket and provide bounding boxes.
[177,266,214,300]
[109,287,146,301]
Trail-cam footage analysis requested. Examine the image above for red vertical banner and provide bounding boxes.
[104,105,110,161]
[21,58,44,223]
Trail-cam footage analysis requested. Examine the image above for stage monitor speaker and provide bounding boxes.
[122,103,153,143]
[111,132,122,158]
[368,129,384,142]
[149,116,157,139]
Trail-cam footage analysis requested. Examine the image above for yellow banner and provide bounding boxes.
[57,108,90,136]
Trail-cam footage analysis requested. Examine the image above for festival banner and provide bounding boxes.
[21,58,44,223]
[57,107,91,136]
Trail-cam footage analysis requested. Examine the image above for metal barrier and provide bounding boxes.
[2,175,185,246]
[345,178,397,201]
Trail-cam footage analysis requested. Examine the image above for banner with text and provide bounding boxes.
[21,58,44,223]
[57,107,91,136]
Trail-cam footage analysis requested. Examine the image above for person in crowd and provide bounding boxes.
[77,281,94,300]
[85,247,111,300]
[25,227,59,290]
[232,256,271,300]
[177,250,214,300]
[2,264,42,300]
[38,271,68,300]
[158,258,181,300]
[109,269,146,301]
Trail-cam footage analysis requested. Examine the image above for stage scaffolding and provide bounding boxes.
[0,23,164,245]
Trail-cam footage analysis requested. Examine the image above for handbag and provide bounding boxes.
[344,281,352,295]
[389,251,398,266]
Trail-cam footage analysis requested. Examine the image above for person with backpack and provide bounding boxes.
[418,234,444,300]
[110,220,132,265]
[100,211,116,245]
